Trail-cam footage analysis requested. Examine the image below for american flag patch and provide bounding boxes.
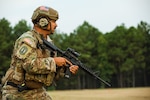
[23,38,33,46]
[40,6,49,11]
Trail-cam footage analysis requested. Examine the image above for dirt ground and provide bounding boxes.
[48,87,150,100]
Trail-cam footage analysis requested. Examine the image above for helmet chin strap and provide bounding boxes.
[44,21,53,34]
[49,21,53,34]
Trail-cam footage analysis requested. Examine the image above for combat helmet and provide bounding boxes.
[31,6,59,24]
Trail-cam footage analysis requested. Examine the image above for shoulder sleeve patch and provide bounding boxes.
[16,43,32,59]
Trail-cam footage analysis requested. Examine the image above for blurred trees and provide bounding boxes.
[0,18,12,78]
[0,18,150,89]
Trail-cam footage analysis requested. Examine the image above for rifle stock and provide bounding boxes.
[41,38,111,87]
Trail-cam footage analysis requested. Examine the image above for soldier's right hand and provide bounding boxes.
[54,57,72,67]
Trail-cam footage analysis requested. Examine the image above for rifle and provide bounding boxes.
[41,37,111,87]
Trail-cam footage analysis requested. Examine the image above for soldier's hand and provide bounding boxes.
[69,65,79,74]
[54,57,72,67]
[54,57,79,74]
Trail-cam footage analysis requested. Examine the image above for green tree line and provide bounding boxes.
[0,18,150,89]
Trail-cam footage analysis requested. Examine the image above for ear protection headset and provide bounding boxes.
[38,18,49,29]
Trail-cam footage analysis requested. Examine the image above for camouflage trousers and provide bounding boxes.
[1,85,52,100]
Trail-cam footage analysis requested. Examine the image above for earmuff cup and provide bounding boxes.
[38,18,49,29]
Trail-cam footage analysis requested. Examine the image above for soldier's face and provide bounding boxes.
[49,20,57,34]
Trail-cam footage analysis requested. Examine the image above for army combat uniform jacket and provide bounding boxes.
[1,30,63,100]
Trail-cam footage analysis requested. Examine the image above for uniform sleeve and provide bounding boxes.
[15,37,56,74]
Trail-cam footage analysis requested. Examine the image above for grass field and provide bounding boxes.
[48,87,150,100]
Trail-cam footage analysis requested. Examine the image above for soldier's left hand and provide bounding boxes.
[69,65,79,74]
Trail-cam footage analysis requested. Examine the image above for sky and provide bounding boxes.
[0,0,150,34]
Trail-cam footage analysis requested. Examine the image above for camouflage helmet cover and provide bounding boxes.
[31,6,59,23]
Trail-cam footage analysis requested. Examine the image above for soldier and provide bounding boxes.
[1,6,78,100]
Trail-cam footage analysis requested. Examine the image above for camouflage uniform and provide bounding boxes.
[0,84,2,100]
[1,30,62,100]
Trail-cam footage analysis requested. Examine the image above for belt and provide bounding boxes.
[7,81,31,92]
